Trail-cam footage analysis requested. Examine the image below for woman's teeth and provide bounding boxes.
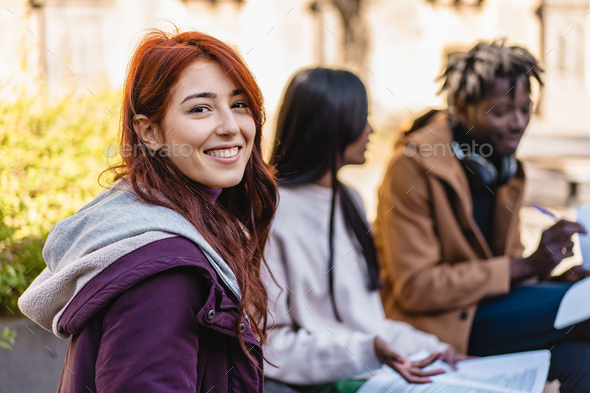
[206,147,239,158]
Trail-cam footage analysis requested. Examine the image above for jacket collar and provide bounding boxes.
[398,110,471,203]
[57,236,259,348]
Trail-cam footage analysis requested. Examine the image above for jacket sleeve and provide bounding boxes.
[376,154,511,314]
[95,266,202,392]
[262,233,382,385]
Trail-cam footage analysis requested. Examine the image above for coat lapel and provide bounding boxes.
[489,164,525,256]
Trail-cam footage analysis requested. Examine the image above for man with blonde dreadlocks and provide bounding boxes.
[374,40,590,392]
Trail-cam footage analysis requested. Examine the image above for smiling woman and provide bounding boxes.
[18,29,277,393]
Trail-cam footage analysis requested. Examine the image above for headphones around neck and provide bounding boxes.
[451,141,517,189]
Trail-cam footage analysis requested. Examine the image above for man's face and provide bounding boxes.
[458,76,532,157]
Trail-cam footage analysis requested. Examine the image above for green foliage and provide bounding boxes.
[0,85,119,316]
[0,327,16,350]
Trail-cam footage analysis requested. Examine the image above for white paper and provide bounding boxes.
[577,203,590,270]
[357,350,550,393]
[554,275,590,329]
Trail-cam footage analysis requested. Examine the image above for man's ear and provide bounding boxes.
[133,114,163,151]
[454,100,470,128]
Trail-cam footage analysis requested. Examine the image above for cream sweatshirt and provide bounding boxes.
[263,183,448,385]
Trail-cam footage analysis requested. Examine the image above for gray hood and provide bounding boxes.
[18,180,240,337]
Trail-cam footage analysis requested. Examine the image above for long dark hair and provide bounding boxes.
[103,28,277,364]
[270,67,379,322]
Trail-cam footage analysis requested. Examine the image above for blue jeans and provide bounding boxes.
[468,282,590,393]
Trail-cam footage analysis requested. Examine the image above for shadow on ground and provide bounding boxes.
[0,317,69,393]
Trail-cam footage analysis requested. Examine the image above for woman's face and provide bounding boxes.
[136,59,256,189]
[342,122,373,166]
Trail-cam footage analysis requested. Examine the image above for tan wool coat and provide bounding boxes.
[373,110,526,353]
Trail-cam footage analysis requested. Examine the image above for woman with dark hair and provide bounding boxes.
[263,67,466,393]
[19,29,277,392]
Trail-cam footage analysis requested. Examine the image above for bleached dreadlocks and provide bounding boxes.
[439,40,543,108]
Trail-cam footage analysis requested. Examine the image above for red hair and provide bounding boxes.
[106,28,277,363]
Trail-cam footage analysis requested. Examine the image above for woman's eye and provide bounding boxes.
[232,101,248,109]
[187,106,209,114]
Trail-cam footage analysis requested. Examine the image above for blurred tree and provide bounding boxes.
[329,0,369,70]
[184,0,245,4]
[426,0,485,6]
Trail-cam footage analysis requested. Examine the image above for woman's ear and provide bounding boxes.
[133,114,163,151]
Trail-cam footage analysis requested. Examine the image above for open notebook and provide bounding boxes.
[553,202,590,330]
[356,350,550,393]
[554,275,590,329]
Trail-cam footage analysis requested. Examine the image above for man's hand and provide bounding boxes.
[511,220,587,282]
[550,265,590,283]
[374,337,445,383]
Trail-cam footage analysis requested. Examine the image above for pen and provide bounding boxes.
[532,204,559,222]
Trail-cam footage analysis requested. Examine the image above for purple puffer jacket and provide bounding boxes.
[55,236,263,393]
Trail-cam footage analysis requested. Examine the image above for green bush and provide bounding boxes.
[0,327,16,350]
[0,85,119,316]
